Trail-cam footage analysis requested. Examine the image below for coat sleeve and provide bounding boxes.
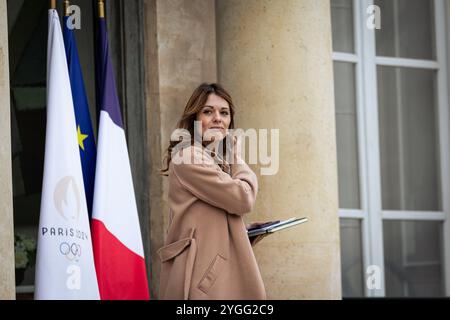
[171,151,258,215]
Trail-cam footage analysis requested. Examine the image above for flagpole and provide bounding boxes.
[64,0,70,17]
[50,0,56,9]
[98,0,105,18]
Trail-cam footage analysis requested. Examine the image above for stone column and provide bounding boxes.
[216,0,341,299]
[143,0,217,298]
[0,0,16,300]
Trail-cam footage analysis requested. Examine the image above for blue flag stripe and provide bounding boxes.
[96,17,124,129]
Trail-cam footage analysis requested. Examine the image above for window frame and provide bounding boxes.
[333,0,450,297]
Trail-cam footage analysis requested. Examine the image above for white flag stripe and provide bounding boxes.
[92,111,145,257]
[34,9,99,300]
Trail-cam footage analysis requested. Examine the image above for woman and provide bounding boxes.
[158,83,269,300]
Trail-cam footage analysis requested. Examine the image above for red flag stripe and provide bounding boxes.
[92,219,150,300]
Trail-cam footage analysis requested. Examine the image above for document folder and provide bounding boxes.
[247,217,308,237]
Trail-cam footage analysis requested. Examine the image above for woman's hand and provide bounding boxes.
[249,233,269,246]
[227,134,243,164]
[246,221,279,246]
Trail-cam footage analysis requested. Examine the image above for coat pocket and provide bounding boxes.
[158,228,197,300]
[197,254,227,294]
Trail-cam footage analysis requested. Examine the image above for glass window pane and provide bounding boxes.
[375,0,436,60]
[340,219,364,297]
[334,62,360,209]
[377,66,441,211]
[331,0,355,53]
[383,220,444,297]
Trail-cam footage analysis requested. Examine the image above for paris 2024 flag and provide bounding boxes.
[91,14,150,300]
[34,9,100,300]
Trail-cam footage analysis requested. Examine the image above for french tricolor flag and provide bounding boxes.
[91,10,150,300]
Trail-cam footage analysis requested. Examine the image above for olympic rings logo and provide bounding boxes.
[59,242,82,261]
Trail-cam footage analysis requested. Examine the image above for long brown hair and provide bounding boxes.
[160,83,236,175]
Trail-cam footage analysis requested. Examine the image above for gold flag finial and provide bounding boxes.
[98,0,105,18]
[50,0,56,9]
[64,0,70,16]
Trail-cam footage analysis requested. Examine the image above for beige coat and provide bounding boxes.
[158,145,266,300]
